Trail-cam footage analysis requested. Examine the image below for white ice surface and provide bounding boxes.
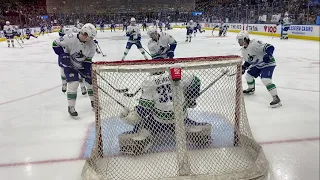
[0,29,319,180]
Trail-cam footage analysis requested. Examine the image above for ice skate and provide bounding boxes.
[68,106,78,118]
[81,86,87,95]
[61,84,67,93]
[270,95,282,108]
[243,87,255,95]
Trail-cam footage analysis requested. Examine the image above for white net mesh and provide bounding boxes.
[82,56,269,180]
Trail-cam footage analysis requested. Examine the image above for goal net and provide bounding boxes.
[82,56,269,180]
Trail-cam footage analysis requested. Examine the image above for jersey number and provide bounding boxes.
[156,84,172,103]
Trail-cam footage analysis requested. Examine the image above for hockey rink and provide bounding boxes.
[0,28,319,180]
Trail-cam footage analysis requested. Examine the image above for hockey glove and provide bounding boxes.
[242,61,250,74]
[58,53,71,67]
[82,60,92,78]
[263,44,275,63]
[167,50,174,58]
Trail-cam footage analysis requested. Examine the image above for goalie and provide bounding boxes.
[119,28,212,156]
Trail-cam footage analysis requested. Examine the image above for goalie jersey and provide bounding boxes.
[148,32,177,59]
[52,33,96,69]
[136,72,200,124]
[242,39,276,69]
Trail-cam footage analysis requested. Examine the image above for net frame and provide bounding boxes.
[83,55,269,180]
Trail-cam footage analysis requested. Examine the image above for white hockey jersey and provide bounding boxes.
[186,22,195,30]
[3,25,14,36]
[241,39,276,69]
[53,33,96,69]
[282,17,291,27]
[148,32,177,59]
[138,72,199,124]
[126,25,141,42]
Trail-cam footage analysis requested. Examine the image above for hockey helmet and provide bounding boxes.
[236,30,249,46]
[147,27,158,39]
[6,21,10,25]
[190,20,193,23]
[80,23,97,41]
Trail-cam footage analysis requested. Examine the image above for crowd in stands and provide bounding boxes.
[0,0,319,30]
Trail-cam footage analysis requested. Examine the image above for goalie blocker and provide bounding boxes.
[119,67,212,156]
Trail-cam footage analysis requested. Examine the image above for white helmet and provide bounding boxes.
[6,21,10,25]
[147,27,158,39]
[130,17,136,22]
[81,23,97,38]
[236,30,249,40]
[190,20,193,23]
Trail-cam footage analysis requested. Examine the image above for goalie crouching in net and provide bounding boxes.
[118,28,212,156]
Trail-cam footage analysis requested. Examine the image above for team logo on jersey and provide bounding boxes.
[248,54,259,64]
[74,50,85,59]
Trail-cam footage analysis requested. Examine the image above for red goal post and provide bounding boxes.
[82,55,268,180]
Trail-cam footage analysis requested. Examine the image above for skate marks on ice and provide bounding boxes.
[82,110,234,158]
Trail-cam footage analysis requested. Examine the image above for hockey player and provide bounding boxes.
[142,20,147,31]
[40,24,45,35]
[186,20,194,42]
[121,17,148,60]
[3,21,15,47]
[119,29,211,155]
[158,20,163,32]
[52,23,97,117]
[195,22,205,34]
[110,20,116,32]
[147,28,177,59]
[211,24,219,35]
[58,25,66,38]
[219,24,228,37]
[165,21,171,30]
[58,23,92,95]
[237,31,281,107]
[47,24,52,33]
[99,21,105,32]
[123,20,128,32]
[280,14,291,39]
[25,28,37,39]
[14,26,24,43]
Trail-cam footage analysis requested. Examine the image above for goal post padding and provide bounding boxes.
[82,56,268,180]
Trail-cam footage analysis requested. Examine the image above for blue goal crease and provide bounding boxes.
[83,110,235,159]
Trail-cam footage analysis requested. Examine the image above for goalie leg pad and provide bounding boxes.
[119,128,152,156]
[185,119,212,146]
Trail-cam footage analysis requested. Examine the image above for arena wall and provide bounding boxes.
[0,23,319,42]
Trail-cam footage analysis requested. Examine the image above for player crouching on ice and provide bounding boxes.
[118,28,212,156]
[237,31,282,107]
[121,17,148,60]
[52,23,97,117]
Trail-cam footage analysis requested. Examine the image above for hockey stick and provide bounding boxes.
[65,61,127,108]
[124,69,229,98]
[97,86,126,108]
[95,72,129,93]
[199,69,229,95]
[123,87,141,97]
[96,44,106,57]
[68,56,129,93]
[15,38,23,48]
